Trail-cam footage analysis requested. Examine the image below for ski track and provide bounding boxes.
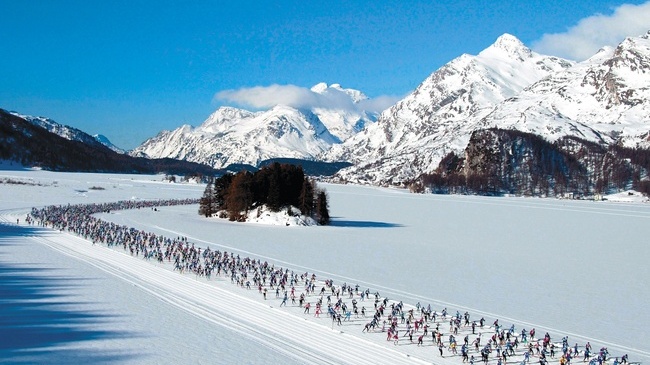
[146,223,650,358]
[30,235,331,365]
[16,220,433,365]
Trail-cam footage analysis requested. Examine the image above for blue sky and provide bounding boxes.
[1,0,649,149]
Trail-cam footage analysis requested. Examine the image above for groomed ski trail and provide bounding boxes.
[23,226,436,365]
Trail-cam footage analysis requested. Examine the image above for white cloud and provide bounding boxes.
[532,1,650,60]
[215,84,318,110]
[215,84,400,114]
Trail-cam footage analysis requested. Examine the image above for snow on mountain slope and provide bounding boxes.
[324,34,574,185]
[310,83,378,142]
[10,112,105,148]
[479,31,650,149]
[131,84,378,168]
[311,82,368,103]
[9,111,126,155]
[133,32,650,185]
[131,105,340,169]
[93,134,125,154]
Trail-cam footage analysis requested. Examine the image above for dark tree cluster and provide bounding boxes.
[199,162,330,225]
[412,128,650,198]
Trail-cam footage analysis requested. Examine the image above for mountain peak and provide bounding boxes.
[310,82,368,103]
[493,33,523,47]
[481,33,532,60]
[93,134,125,154]
[201,106,256,130]
[310,82,343,92]
[310,82,329,93]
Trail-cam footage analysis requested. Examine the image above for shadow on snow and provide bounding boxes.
[0,222,143,364]
[329,218,403,228]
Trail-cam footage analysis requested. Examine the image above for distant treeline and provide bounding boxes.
[199,162,330,224]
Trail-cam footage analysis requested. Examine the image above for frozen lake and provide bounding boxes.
[99,183,650,359]
[1,170,649,363]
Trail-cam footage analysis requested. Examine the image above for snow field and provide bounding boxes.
[1,170,649,364]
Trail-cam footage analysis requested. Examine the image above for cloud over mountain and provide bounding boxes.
[214,84,400,114]
[532,1,650,60]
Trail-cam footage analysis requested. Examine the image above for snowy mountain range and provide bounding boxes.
[6,32,650,187]
[0,109,217,175]
[129,32,650,185]
[9,111,126,153]
[11,112,107,149]
[323,34,574,184]
[477,33,650,148]
[328,32,650,185]
[130,83,378,168]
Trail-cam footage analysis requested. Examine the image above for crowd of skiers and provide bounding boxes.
[26,200,635,365]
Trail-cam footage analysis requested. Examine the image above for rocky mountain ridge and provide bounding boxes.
[130,83,378,169]
[325,32,650,186]
[324,33,577,185]
[0,109,217,175]
[6,32,650,193]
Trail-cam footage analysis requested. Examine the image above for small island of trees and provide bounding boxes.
[198,162,330,225]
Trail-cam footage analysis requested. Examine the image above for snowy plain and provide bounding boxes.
[1,167,649,364]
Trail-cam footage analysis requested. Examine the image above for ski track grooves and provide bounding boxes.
[25,228,431,365]
[4,208,648,363]
[144,219,650,358]
[31,235,329,365]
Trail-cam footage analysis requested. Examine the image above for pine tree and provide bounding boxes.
[267,164,282,212]
[213,174,233,210]
[299,178,315,216]
[199,164,331,224]
[198,180,214,217]
[315,190,330,225]
[226,171,252,221]
[210,178,220,213]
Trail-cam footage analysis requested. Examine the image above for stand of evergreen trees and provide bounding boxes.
[199,162,330,225]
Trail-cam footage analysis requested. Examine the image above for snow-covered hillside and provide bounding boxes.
[8,111,125,154]
[324,34,574,185]
[478,31,650,148]
[11,33,650,187]
[131,83,378,169]
[309,83,379,141]
[131,105,338,168]
[93,134,125,153]
[327,32,650,185]
[10,112,106,148]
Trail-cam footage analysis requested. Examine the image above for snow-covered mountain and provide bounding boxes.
[326,32,650,185]
[10,111,126,154]
[131,84,378,168]
[11,112,106,149]
[93,134,125,154]
[1,109,216,175]
[323,34,575,185]
[131,32,650,184]
[131,105,338,168]
[309,83,378,141]
[478,31,650,149]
